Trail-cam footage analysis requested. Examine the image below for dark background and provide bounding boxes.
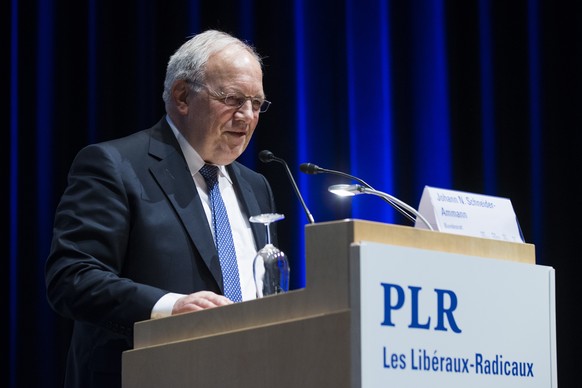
[3,0,580,386]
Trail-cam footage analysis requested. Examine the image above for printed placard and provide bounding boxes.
[415,186,524,242]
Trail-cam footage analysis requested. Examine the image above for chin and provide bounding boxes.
[215,152,242,165]
[211,141,248,165]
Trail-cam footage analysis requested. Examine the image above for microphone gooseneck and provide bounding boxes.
[299,162,426,228]
[299,163,374,191]
[259,150,315,224]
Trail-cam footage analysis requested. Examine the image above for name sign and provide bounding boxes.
[415,186,524,242]
[351,241,557,388]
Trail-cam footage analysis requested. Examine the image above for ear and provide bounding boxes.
[171,80,190,115]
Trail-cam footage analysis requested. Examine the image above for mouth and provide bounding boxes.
[224,121,251,143]
[226,130,247,138]
[224,130,248,146]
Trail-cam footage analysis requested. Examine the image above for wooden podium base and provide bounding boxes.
[122,219,536,388]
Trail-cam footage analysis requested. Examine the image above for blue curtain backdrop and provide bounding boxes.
[4,0,581,386]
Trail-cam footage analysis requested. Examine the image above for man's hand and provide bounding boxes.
[172,291,233,315]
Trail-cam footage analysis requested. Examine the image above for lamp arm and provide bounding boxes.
[359,187,434,231]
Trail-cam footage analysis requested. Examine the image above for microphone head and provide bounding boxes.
[259,150,275,163]
[299,163,321,175]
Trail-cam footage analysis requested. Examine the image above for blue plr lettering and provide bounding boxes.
[380,283,462,333]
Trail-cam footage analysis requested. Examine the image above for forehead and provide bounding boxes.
[205,45,263,85]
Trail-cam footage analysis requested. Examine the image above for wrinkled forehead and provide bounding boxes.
[204,46,263,87]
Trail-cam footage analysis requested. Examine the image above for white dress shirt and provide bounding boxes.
[151,117,258,318]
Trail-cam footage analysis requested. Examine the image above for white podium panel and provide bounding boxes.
[350,241,557,388]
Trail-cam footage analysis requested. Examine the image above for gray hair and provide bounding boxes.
[162,30,263,103]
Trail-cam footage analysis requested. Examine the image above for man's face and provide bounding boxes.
[183,46,264,165]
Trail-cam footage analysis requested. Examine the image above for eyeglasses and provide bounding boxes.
[188,81,271,113]
[217,93,271,113]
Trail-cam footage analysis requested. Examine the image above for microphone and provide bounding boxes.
[259,150,315,224]
[300,163,373,189]
[299,162,426,228]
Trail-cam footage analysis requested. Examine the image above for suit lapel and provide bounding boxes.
[147,119,223,289]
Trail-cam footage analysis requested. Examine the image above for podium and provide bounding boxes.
[122,219,556,387]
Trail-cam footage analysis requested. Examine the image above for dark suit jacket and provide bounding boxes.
[45,117,276,388]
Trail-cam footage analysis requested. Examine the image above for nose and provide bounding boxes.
[237,99,256,119]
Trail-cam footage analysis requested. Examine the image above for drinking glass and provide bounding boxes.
[250,213,290,298]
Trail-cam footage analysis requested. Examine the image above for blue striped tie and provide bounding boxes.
[199,164,243,302]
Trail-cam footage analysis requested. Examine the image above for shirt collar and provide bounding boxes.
[166,115,232,183]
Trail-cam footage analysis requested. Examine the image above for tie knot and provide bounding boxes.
[199,164,219,185]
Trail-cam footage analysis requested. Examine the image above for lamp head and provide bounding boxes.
[328,184,366,197]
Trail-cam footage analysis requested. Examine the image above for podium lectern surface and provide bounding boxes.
[123,219,548,388]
